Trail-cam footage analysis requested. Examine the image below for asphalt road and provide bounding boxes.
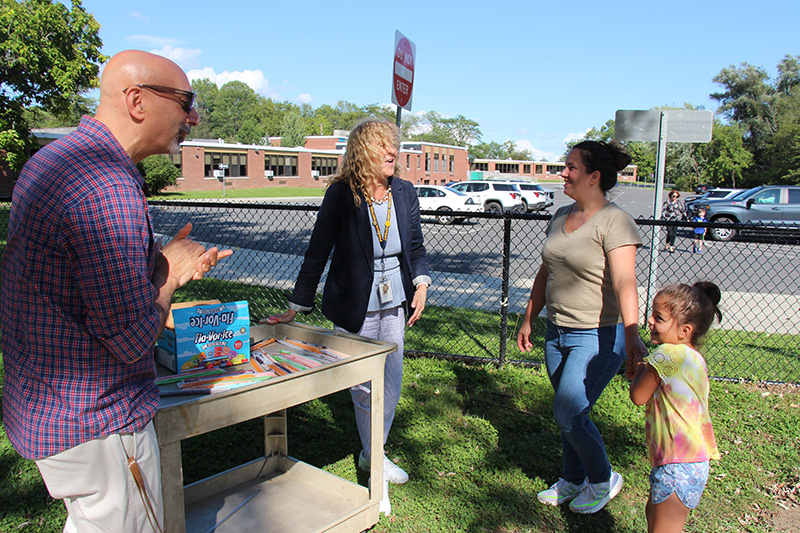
[149,184,800,333]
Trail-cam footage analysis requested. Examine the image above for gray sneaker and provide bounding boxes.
[358,450,409,484]
[569,471,623,514]
[537,478,587,505]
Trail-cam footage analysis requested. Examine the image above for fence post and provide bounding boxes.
[499,213,512,365]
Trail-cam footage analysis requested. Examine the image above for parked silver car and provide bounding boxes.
[699,185,800,241]
[684,188,745,217]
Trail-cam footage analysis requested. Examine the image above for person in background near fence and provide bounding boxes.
[517,140,647,514]
[662,190,685,253]
[263,119,431,513]
[626,282,722,533]
[0,50,232,532]
[692,207,708,254]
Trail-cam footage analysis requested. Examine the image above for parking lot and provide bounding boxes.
[149,183,800,337]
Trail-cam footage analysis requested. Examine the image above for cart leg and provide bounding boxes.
[159,440,185,533]
[369,373,385,519]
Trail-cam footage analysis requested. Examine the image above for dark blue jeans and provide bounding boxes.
[544,321,625,484]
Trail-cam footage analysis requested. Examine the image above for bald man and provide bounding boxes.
[1,50,231,532]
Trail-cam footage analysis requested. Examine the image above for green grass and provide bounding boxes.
[1,315,799,531]
[150,186,325,200]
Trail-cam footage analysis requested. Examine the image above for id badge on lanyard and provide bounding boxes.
[367,190,394,304]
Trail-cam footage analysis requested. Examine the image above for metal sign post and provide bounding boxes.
[615,109,713,322]
[218,163,229,197]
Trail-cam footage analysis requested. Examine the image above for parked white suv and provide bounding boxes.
[495,181,548,212]
[448,181,524,214]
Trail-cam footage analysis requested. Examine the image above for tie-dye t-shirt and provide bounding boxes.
[644,343,721,466]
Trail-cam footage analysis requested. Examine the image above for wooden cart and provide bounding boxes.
[155,322,394,532]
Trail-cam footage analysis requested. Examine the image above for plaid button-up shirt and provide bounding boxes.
[1,116,162,459]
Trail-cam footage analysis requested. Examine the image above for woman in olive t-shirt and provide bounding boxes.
[517,140,647,515]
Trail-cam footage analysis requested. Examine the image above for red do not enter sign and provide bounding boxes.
[392,31,415,110]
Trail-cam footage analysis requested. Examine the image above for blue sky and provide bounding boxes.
[78,0,798,160]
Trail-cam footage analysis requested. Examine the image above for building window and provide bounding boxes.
[311,156,338,177]
[449,154,454,173]
[433,153,439,172]
[170,153,181,171]
[406,154,410,169]
[425,153,430,172]
[535,164,543,174]
[496,163,519,174]
[417,155,420,169]
[523,164,531,174]
[204,152,247,177]
[265,154,298,177]
[474,162,488,171]
[547,164,565,175]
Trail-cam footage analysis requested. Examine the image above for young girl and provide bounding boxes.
[626,282,722,533]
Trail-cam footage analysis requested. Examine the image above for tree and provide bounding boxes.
[764,89,800,184]
[447,114,482,146]
[23,94,97,129]
[468,141,505,160]
[711,62,778,175]
[0,0,106,170]
[469,140,530,161]
[408,111,482,147]
[280,113,306,147]
[188,78,219,140]
[136,154,181,195]
[710,55,800,183]
[210,81,261,142]
[698,123,753,188]
[237,118,264,145]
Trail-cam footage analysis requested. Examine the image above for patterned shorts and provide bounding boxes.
[649,461,710,509]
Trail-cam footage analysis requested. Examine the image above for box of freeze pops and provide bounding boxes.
[156,300,250,373]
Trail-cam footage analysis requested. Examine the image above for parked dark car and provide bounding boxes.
[697,185,800,241]
[685,188,745,217]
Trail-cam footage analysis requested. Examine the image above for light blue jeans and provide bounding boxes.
[544,321,625,485]
[337,306,405,461]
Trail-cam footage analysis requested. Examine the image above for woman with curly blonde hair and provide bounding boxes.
[265,119,430,509]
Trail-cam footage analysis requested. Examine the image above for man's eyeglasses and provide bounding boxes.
[123,84,196,114]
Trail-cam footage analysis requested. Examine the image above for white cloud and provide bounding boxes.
[150,46,203,70]
[130,11,150,24]
[516,139,559,162]
[563,129,590,145]
[296,93,313,104]
[186,67,278,99]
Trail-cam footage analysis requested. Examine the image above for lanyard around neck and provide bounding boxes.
[366,189,392,251]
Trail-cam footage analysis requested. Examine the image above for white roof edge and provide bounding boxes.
[180,140,342,154]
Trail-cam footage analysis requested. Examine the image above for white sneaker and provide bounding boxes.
[379,478,391,515]
[358,450,409,484]
[569,471,623,514]
[368,476,392,515]
[537,478,587,505]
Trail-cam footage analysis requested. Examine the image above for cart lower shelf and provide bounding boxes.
[184,457,377,533]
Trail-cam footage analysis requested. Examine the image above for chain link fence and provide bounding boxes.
[1,198,798,383]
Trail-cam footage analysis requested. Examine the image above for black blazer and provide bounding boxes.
[288,177,430,333]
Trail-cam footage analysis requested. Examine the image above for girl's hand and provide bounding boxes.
[624,353,643,380]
